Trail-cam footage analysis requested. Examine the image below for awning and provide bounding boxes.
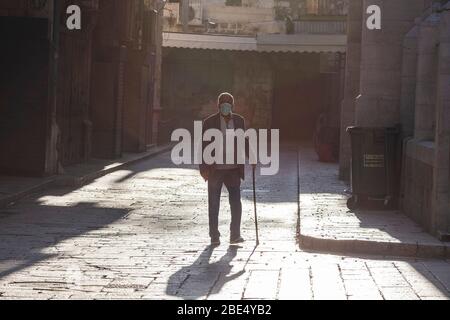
[163,32,257,51]
[257,34,347,53]
[163,32,347,53]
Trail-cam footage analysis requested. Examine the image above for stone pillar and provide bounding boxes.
[339,0,362,180]
[399,19,420,219]
[414,12,440,140]
[433,2,450,237]
[400,20,420,138]
[355,0,429,127]
[90,0,128,159]
[123,49,150,153]
[151,8,164,145]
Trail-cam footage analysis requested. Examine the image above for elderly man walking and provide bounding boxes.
[199,92,248,246]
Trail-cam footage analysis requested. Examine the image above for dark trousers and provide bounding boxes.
[208,169,242,240]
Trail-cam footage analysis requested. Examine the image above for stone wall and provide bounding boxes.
[399,1,450,237]
[232,53,273,129]
[400,22,420,138]
[355,0,430,128]
[432,2,450,236]
[402,141,435,231]
[339,0,449,236]
[414,12,440,140]
[161,49,232,133]
[161,48,273,140]
[91,0,164,158]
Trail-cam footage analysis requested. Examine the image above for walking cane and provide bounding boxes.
[240,166,260,273]
[252,165,260,246]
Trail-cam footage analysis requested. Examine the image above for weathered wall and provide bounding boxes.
[339,0,450,236]
[91,0,164,158]
[402,141,435,231]
[432,2,450,236]
[123,5,164,152]
[56,1,98,167]
[355,0,430,127]
[400,11,440,231]
[161,48,273,142]
[400,1,450,237]
[90,0,127,159]
[161,48,233,135]
[414,12,440,141]
[232,52,273,129]
[400,22,420,138]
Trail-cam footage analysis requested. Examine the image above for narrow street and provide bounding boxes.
[0,144,449,300]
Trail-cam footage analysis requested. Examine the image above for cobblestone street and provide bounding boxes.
[0,144,449,300]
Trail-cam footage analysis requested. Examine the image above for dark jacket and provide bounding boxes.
[199,112,247,181]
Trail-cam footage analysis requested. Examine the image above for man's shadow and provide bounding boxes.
[166,246,246,299]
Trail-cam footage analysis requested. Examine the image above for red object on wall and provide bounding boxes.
[316,143,335,163]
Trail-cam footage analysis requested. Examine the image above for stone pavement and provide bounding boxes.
[0,144,449,300]
[0,145,172,208]
[299,147,450,259]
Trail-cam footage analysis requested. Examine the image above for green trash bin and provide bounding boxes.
[346,126,401,210]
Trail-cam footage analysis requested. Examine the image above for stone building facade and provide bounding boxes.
[164,0,348,35]
[0,0,164,176]
[340,0,450,237]
[401,1,450,238]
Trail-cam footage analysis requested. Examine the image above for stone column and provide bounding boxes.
[339,0,362,180]
[355,0,429,127]
[433,2,450,237]
[414,11,440,140]
[90,0,127,159]
[400,20,420,138]
[151,7,164,145]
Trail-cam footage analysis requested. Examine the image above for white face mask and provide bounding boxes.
[220,103,233,116]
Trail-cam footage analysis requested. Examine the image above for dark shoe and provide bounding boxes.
[230,236,245,245]
[211,238,221,246]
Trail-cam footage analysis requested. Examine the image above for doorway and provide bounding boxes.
[272,53,327,142]
[0,17,50,176]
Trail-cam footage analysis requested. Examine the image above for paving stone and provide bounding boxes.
[243,270,279,300]
[311,263,347,300]
[278,268,312,300]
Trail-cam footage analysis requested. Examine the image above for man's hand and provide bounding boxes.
[201,171,209,182]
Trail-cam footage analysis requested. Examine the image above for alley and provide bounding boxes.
[0,145,449,300]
